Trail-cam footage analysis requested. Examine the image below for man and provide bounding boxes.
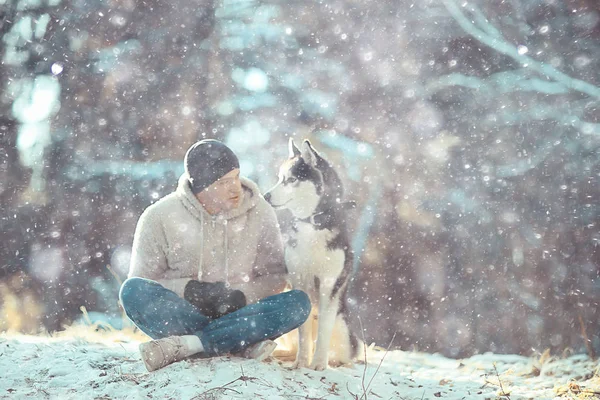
[120,139,311,372]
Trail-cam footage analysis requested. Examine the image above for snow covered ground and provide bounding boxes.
[0,327,598,400]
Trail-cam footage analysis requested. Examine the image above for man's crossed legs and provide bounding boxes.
[120,277,311,371]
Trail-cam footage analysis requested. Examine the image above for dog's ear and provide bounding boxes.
[288,138,301,159]
[301,140,321,166]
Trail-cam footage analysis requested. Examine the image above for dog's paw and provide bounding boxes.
[309,354,329,371]
[291,358,310,369]
[337,361,355,369]
[328,359,353,369]
[309,359,328,371]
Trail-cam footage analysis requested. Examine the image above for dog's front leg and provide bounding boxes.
[310,292,339,371]
[290,274,313,369]
[292,318,312,369]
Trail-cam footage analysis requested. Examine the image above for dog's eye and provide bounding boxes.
[287,177,297,184]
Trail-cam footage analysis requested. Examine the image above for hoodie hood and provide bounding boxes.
[175,172,261,221]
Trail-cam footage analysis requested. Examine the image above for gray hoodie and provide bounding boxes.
[128,173,288,303]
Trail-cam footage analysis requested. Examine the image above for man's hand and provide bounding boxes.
[184,281,247,319]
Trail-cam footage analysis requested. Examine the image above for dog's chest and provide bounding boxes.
[284,222,345,277]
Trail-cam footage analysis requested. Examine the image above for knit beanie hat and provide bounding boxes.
[184,139,240,194]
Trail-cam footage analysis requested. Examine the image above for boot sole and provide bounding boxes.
[244,340,278,361]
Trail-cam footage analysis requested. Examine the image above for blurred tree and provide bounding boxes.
[1,0,598,357]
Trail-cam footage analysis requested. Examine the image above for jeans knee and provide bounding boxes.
[288,289,311,324]
[119,277,150,311]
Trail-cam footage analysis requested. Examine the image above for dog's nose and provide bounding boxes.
[264,192,271,203]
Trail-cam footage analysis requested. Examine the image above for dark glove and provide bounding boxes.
[184,280,247,319]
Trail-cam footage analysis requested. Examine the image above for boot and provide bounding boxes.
[139,336,192,372]
[241,340,277,362]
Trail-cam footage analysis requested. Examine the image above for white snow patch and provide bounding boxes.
[0,328,598,399]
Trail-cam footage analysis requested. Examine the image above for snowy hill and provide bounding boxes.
[1,327,598,399]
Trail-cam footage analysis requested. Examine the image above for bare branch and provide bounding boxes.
[485,106,600,137]
[469,5,503,40]
[441,0,600,99]
[426,71,570,96]
[495,140,556,178]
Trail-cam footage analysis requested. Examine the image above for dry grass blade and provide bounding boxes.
[193,366,259,399]
[493,363,511,399]
[357,315,369,400]
[360,331,397,400]
[578,314,596,360]
[357,315,397,400]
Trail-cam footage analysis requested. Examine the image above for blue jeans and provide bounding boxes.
[119,277,311,356]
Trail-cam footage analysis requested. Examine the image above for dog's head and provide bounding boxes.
[264,139,343,219]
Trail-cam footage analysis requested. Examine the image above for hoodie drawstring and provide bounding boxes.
[224,219,229,287]
[198,212,204,281]
[207,215,229,286]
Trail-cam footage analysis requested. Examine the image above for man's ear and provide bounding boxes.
[288,138,301,159]
[301,140,320,166]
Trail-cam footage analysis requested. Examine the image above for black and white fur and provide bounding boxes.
[264,139,360,370]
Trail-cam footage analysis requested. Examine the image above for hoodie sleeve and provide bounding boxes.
[128,207,190,297]
[252,200,288,279]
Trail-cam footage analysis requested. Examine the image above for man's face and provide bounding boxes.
[195,169,243,214]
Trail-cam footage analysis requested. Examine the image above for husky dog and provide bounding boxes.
[264,139,360,370]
